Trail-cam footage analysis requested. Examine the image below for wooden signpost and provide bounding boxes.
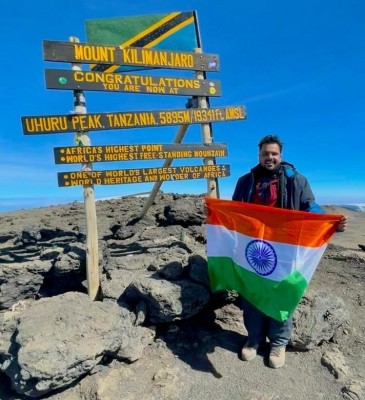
[22,23,246,300]
[22,106,245,134]
[44,68,222,96]
[53,143,228,164]
[57,164,230,187]
[43,40,220,72]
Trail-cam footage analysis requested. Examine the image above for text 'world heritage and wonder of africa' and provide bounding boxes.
[57,164,231,187]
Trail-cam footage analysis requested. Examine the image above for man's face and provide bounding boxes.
[259,143,282,170]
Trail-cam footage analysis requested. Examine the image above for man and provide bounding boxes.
[232,134,347,368]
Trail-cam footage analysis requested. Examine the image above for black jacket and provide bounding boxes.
[232,161,324,213]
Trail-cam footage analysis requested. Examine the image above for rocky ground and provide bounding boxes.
[0,193,364,400]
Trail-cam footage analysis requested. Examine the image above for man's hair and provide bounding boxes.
[258,135,283,152]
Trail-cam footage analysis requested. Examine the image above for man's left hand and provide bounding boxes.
[337,216,348,232]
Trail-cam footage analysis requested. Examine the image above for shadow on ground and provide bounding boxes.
[157,307,246,378]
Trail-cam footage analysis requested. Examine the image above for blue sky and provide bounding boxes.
[1,0,364,212]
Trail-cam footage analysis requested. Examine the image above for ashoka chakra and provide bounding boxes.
[245,240,277,276]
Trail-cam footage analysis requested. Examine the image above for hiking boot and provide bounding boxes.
[241,344,258,361]
[269,346,286,369]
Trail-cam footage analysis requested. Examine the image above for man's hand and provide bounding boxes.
[337,216,348,232]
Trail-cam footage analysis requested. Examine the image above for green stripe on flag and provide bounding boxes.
[208,256,308,321]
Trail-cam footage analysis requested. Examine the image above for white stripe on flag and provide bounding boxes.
[206,224,327,282]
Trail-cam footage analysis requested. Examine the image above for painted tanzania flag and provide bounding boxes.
[85,11,198,73]
[205,198,342,322]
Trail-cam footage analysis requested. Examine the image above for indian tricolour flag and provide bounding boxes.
[205,197,342,322]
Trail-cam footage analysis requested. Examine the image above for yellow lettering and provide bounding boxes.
[24,116,68,133]
[193,149,226,157]
[145,175,158,182]
[74,44,115,62]
[88,115,102,129]
[146,86,165,94]
[124,85,140,92]
[143,49,153,65]
[141,144,162,152]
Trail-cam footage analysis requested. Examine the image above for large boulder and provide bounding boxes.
[291,290,350,350]
[1,292,138,398]
[123,277,210,323]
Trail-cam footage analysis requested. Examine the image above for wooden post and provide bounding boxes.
[138,46,219,218]
[195,47,218,199]
[69,37,100,300]
[137,124,190,219]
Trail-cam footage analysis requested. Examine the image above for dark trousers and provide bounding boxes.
[242,298,293,348]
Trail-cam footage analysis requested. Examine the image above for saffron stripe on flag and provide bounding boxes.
[205,197,341,248]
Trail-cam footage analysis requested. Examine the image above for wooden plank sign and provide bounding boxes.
[54,143,228,164]
[57,164,230,186]
[43,40,220,72]
[44,69,222,96]
[22,106,246,134]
